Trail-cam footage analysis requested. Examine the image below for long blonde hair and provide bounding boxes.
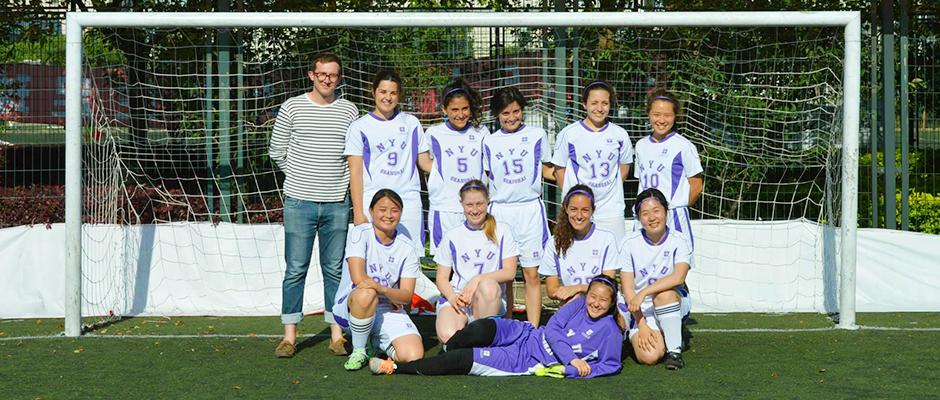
[459,179,497,244]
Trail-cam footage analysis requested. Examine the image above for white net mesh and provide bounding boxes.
[78,23,845,322]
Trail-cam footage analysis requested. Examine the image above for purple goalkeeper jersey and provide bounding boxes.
[470,296,623,378]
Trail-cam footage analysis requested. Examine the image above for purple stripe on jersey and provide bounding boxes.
[649,131,677,143]
[360,132,373,179]
[670,152,684,201]
[446,120,469,132]
[433,211,444,247]
[484,144,495,180]
[500,124,526,135]
[539,201,549,247]
[578,223,596,241]
[397,258,407,287]
[368,110,399,121]
[600,245,609,270]
[411,127,420,180]
[567,143,581,181]
[673,210,682,233]
[617,140,625,162]
[431,136,444,178]
[498,237,505,269]
[533,138,543,184]
[641,227,670,246]
[450,241,461,285]
[554,252,561,276]
[682,208,695,249]
[672,247,677,269]
[579,120,609,133]
[420,208,426,244]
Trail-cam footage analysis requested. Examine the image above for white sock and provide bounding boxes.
[348,314,375,351]
[655,302,682,354]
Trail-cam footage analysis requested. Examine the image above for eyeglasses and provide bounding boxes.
[314,72,340,82]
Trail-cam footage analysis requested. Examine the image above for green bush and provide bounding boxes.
[901,191,940,234]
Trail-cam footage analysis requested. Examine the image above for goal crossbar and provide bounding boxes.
[64,11,861,336]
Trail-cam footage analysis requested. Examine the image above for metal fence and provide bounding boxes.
[1,6,938,234]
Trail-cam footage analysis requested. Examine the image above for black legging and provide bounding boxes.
[395,319,497,375]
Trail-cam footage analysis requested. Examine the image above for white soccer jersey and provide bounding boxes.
[482,124,552,204]
[344,111,426,202]
[633,131,703,208]
[434,221,519,293]
[551,120,634,218]
[423,122,489,212]
[618,228,692,294]
[539,225,619,286]
[334,223,422,307]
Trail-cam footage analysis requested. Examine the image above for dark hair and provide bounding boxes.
[553,185,595,257]
[311,52,342,73]
[581,80,616,105]
[587,274,623,324]
[459,179,497,244]
[372,69,403,95]
[489,86,528,119]
[369,188,404,211]
[645,88,682,116]
[633,188,669,216]
[441,78,484,129]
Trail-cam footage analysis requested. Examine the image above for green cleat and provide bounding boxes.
[344,348,369,371]
[533,364,566,378]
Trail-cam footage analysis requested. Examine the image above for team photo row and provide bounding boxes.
[268,52,704,377]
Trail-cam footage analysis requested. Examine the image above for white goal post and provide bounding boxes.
[64,11,861,337]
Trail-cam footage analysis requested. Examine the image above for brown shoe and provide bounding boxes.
[328,337,349,356]
[275,340,295,358]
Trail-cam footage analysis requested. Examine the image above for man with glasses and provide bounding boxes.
[270,53,359,358]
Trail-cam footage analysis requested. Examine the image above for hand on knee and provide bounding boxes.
[349,288,378,314]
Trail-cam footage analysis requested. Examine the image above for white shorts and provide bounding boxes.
[593,215,627,239]
[489,199,549,267]
[333,301,421,354]
[437,296,507,323]
[620,287,691,340]
[364,193,425,257]
[427,209,465,256]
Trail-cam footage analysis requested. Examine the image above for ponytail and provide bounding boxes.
[482,214,498,245]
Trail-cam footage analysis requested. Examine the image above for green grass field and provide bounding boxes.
[1,313,938,399]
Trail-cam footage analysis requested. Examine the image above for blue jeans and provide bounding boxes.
[281,195,349,325]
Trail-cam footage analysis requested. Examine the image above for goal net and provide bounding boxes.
[66,12,860,333]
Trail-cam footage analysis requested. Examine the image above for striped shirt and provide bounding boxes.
[269,93,359,202]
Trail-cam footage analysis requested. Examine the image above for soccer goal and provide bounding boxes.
[63,11,860,337]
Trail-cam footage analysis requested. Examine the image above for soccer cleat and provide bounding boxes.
[533,364,566,378]
[274,340,295,358]
[344,348,369,371]
[369,357,397,375]
[664,352,685,370]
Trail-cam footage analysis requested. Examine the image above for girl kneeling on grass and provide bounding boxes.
[369,275,624,379]
[333,189,424,371]
[619,188,692,370]
[434,180,519,343]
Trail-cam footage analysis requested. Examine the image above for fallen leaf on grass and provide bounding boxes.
[771,370,778,380]
[248,332,257,337]
[174,320,184,327]
[233,386,241,390]
[36,320,44,325]
[292,379,301,385]
[73,348,84,354]
[818,368,827,373]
